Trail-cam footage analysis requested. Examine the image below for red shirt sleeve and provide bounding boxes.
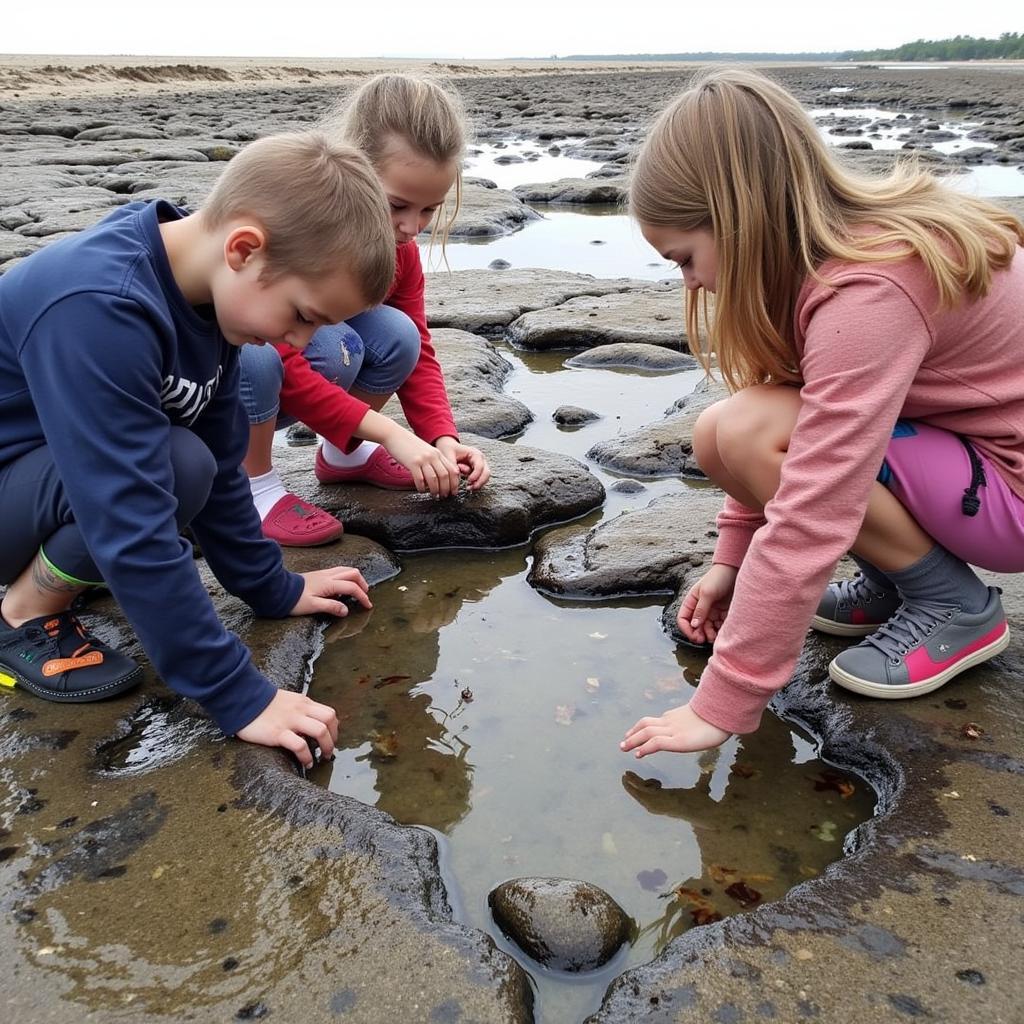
[276,343,370,451]
[387,241,459,444]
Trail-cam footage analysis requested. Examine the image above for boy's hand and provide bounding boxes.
[434,436,491,490]
[236,689,338,768]
[290,567,372,617]
[678,564,738,644]
[384,428,461,498]
[621,703,732,758]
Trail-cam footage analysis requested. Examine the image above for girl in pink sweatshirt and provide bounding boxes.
[621,66,1024,758]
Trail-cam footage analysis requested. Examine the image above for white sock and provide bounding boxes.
[321,440,380,468]
[248,469,288,520]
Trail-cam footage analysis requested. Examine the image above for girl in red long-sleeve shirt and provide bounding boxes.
[239,74,490,546]
[620,67,1024,758]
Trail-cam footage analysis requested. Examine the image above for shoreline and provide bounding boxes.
[4,54,1024,101]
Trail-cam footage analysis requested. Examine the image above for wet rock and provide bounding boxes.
[565,343,698,372]
[425,268,652,337]
[488,258,511,270]
[609,479,647,494]
[424,328,532,438]
[278,434,604,550]
[330,326,528,441]
[587,376,729,477]
[529,488,722,619]
[506,287,688,351]
[285,422,317,446]
[488,877,633,971]
[445,180,539,237]
[553,404,600,426]
[74,124,167,141]
[512,176,626,204]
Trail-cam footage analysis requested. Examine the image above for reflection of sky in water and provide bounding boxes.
[317,345,875,1023]
[812,104,1024,195]
[465,137,604,190]
[422,206,675,281]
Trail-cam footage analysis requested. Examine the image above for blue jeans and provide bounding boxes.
[238,305,421,427]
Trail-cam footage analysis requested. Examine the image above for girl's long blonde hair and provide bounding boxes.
[630,66,1024,391]
[326,73,466,252]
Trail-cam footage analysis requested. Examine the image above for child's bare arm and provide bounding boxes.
[434,436,491,490]
[235,690,338,768]
[621,703,731,758]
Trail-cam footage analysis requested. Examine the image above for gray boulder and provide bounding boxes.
[506,288,689,351]
[586,377,729,477]
[445,180,540,237]
[512,177,627,204]
[428,328,532,438]
[565,343,698,372]
[489,877,634,971]
[553,404,600,426]
[425,268,655,337]
[529,488,722,603]
[277,434,605,550]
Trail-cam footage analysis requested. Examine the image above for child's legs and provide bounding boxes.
[880,422,1024,573]
[698,384,933,571]
[239,343,288,477]
[296,322,366,397]
[0,430,216,619]
[342,306,421,411]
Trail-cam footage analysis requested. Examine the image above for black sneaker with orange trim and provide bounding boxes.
[0,611,141,703]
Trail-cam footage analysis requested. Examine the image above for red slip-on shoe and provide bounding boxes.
[314,444,416,490]
[262,493,343,547]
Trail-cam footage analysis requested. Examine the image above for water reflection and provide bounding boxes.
[313,546,874,1022]
[421,205,674,280]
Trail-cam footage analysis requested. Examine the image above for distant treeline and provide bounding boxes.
[558,31,1024,63]
[852,32,1024,61]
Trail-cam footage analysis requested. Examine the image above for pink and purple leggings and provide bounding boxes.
[880,420,1024,572]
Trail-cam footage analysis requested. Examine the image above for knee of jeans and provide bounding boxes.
[238,343,284,423]
[367,307,421,387]
[169,428,217,526]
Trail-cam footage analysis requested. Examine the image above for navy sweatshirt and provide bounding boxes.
[0,201,304,734]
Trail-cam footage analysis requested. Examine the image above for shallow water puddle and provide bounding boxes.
[311,355,875,1021]
[464,137,604,191]
[811,104,1024,196]
[421,204,675,281]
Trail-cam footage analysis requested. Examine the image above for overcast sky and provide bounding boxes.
[5,2,1021,59]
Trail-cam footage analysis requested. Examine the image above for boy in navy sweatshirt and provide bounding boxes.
[0,132,396,767]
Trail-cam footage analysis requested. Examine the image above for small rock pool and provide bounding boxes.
[308,345,876,1022]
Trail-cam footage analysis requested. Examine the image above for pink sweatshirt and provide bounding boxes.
[689,245,1024,734]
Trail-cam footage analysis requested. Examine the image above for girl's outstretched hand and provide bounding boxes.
[435,436,491,490]
[384,428,462,497]
[678,563,738,644]
[290,567,372,617]
[236,689,339,769]
[621,703,732,758]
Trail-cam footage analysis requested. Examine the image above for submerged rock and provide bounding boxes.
[565,343,698,372]
[489,877,634,971]
[553,404,600,426]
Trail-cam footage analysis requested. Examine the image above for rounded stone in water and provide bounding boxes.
[553,404,600,426]
[488,877,634,972]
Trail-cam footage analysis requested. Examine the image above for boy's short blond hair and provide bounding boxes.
[201,132,395,305]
